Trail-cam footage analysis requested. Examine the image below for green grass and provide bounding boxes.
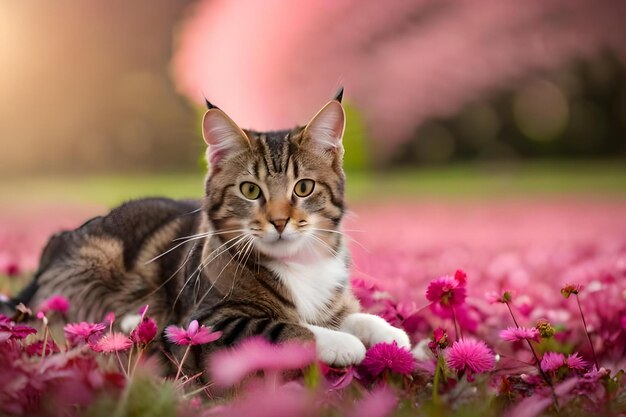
[1,161,625,207]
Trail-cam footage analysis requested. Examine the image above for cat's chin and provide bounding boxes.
[254,236,325,263]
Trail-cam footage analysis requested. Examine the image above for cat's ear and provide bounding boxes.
[202,108,251,171]
[302,99,345,155]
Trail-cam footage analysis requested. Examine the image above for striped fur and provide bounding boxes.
[16,99,409,373]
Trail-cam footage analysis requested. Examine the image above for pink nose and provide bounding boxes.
[270,218,288,234]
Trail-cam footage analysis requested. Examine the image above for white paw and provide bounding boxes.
[341,313,411,349]
[306,325,366,367]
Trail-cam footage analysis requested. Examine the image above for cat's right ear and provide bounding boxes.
[202,109,251,172]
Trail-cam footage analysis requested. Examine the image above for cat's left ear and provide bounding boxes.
[302,98,345,155]
[202,108,251,172]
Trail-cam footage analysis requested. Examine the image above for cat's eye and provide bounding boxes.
[294,179,315,198]
[240,182,261,200]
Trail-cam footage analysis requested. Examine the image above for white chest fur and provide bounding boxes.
[268,256,348,324]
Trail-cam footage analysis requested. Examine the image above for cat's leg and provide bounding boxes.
[340,313,411,349]
[196,313,365,366]
[305,324,366,366]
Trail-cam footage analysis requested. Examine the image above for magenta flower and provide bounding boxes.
[164,320,221,346]
[38,295,69,315]
[64,321,106,346]
[25,340,59,357]
[426,275,466,309]
[90,332,133,353]
[540,352,566,373]
[454,269,467,284]
[445,338,495,379]
[499,326,541,343]
[428,328,449,351]
[541,351,587,373]
[0,315,37,342]
[361,341,415,377]
[209,337,316,387]
[565,352,588,370]
[130,317,158,345]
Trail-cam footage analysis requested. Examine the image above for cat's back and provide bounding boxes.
[20,197,202,321]
[42,197,201,265]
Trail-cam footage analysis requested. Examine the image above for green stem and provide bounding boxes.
[432,354,444,404]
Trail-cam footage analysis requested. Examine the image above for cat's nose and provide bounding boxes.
[270,218,289,235]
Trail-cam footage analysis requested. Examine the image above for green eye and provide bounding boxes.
[240,182,261,200]
[294,179,315,197]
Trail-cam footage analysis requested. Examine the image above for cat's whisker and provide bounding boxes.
[194,235,253,307]
[144,242,197,299]
[226,238,256,300]
[309,228,370,254]
[191,234,250,300]
[173,233,247,310]
[308,234,339,258]
[173,229,246,242]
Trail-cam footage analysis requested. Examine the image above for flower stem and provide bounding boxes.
[175,345,191,381]
[131,348,144,378]
[575,294,599,370]
[115,351,128,378]
[432,354,444,404]
[41,326,49,361]
[451,306,462,340]
[505,301,559,411]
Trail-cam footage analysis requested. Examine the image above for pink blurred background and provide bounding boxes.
[1,0,625,174]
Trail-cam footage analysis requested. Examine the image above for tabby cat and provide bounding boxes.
[14,90,410,371]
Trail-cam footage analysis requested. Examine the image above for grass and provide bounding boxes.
[1,160,625,207]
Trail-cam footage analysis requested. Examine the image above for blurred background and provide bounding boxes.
[1,0,626,189]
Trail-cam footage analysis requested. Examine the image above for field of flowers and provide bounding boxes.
[1,196,625,417]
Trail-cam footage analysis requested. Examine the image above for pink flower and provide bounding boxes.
[540,352,565,373]
[445,338,495,379]
[25,339,59,356]
[138,304,149,316]
[209,337,316,387]
[428,328,449,351]
[90,332,132,353]
[560,283,583,298]
[426,275,466,309]
[621,315,626,331]
[360,341,416,377]
[499,326,541,343]
[454,269,467,284]
[320,363,359,390]
[38,295,69,314]
[0,314,37,342]
[565,352,588,371]
[351,278,385,308]
[130,317,158,345]
[540,352,587,374]
[541,352,588,372]
[350,386,397,417]
[64,322,106,346]
[164,320,221,346]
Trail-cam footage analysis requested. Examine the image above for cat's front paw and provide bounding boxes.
[341,313,411,349]
[306,325,366,366]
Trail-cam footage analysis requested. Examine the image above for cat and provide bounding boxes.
[12,90,410,371]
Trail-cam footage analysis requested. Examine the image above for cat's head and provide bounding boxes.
[201,93,346,261]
